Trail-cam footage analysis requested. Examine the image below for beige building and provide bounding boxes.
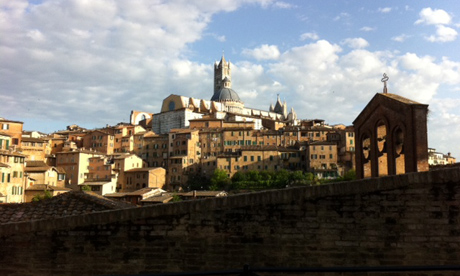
[55,149,104,191]
[20,137,49,161]
[140,131,169,167]
[168,129,201,189]
[307,141,339,179]
[112,154,145,192]
[124,167,166,191]
[216,145,302,178]
[82,130,115,154]
[0,118,23,149]
[0,149,26,203]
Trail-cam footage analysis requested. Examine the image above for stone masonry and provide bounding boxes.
[1,167,460,275]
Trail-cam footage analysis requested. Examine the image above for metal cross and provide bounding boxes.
[381,73,389,94]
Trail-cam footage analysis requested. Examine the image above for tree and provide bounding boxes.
[32,189,53,202]
[210,169,230,190]
[81,185,91,191]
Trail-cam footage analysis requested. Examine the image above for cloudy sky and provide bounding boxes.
[1,0,460,158]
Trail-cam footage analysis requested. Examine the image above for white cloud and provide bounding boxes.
[378,7,392,13]
[300,32,319,41]
[334,12,350,21]
[341,38,369,49]
[415,8,452,25]
[392,34,410,42]
[426,25,458,42]
[360,26,375,32]
[242,44,281,60]
[273,1,295,9]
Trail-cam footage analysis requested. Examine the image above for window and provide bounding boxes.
[251,156,254,162]
[2,124,9,130]
[244,156,247,162]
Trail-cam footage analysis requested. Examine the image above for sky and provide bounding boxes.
[1,0,460,158]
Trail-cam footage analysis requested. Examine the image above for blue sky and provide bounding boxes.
[1,0,460,158]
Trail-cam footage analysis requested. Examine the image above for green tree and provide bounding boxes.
[210,169,230,190]
[274,169,290,188]
[32,189,53,202]
[81,185,91,191]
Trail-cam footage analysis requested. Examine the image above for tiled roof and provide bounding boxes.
[25,184,71,192]
[0,150,26,157]
[125,167,164,172]
[25,166,51,172]
[141,194,173,203]
[26,161,48,167]
[0,191,136,224]
[0,163,9,168]
[21,137,46,143]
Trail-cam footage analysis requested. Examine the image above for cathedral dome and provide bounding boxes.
[211,87,242,103]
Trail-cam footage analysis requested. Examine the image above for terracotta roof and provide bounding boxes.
[127,188,165,196]
[21,137,46,143]
[0,191,136,224]
[24,166,51,172]
[25,184,71,192]
[0,163,9,168]
[81,181,112,186]
[141,194,173,203]
[0,132,11,137]
[0,150,26,157]
[104,192,129,198]
[26,161,48,167]
[0,118,23,124]
[125,167,164,172]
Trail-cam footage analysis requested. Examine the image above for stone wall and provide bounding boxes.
[1,167,460,275]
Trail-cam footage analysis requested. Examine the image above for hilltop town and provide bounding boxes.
[0,56,456,204]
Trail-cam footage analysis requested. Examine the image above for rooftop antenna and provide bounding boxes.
[381,73,389,94]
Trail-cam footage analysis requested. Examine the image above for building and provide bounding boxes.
[151,55,299,135]
[354,91,429,179]
[0,118,23,149]
[428,148,456,166]
[0,149,26,203]
[124,167,166,191]
[55,149,105,191]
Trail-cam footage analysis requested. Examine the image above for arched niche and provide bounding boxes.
[361,132,372,178]
[394,126,405,175]
[376,120,388,176]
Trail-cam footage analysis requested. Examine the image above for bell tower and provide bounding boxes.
[214,54,231,94]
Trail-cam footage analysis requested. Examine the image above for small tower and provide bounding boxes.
[214,54,231,94]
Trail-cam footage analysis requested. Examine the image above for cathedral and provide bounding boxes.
[151,55,299,134]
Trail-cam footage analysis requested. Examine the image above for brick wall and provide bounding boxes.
[1,167,460,275]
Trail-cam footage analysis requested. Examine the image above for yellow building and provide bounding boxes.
[140,131,169,167]
[55,149,104,191]
[0,149,26,203]
[168,129,201,189]
[307,141,339,179]
[216,145,302,178]
[20,137,48,161]
[124,167,166,191]
[112,153,145,192]
[0,118,23,149]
